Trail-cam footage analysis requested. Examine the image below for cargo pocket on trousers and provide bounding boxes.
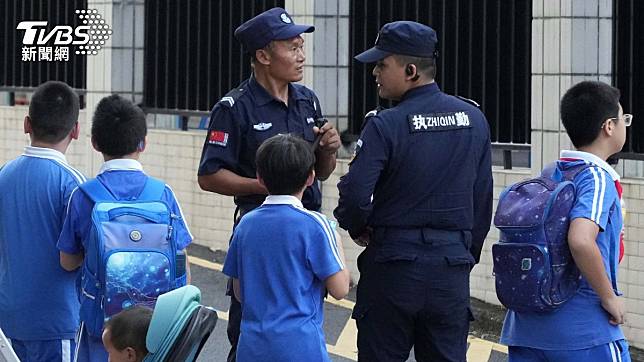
[445,255,474,269]
[374,248,417,263]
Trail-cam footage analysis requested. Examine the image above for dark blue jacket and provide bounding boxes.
[198,75,323,211]
[334,83,493,262]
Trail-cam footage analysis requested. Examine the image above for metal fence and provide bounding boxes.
[143,0,284,116]
[0,0,87,98]
[349,0,532,146]
[613,0,644,160]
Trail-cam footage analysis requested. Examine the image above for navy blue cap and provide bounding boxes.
[234,8,314,53]
[355,21,438,63]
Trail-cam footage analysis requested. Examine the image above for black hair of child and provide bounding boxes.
[256,133,316,195]
[92,94,147,157]
[560,81,621,149]
[104,305,153,358]
[28,81,80,143]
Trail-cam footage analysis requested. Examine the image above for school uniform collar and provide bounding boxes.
[98,159,144,175]
[560,150,620,181]
[22,146,68,164]
[262,195,304,208]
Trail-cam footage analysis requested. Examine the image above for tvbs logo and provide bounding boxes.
[17,9,112,62]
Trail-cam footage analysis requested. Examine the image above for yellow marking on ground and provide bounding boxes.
[189,255,223,272]
[467,336,493,362]
[190,256,508,361]
[214,309,229,321]
[327,318,359,360]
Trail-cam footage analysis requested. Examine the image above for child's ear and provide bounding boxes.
[70,122,80,140]
[305,169,316,187]
[91,137,100,152]
[602,118,615,136]
[125,346,138,362]
[23,116,32,135]
[137,137,147,152]
[256,172,267,188]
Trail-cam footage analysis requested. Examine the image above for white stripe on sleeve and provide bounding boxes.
[300,210,344,269]
[61,339,71,362]
[589,167,600,222]
[596,168,607,224]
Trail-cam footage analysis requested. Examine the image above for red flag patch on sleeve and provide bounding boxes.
[208,131,229,147]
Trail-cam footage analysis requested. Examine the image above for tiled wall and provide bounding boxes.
[287,0,351,148]
[531,0,612,171]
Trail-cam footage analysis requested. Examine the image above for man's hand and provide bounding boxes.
[354,227,372,247]
[313,122,341,154]
[602,295,625,325]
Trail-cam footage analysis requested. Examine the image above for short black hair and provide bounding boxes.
[256,134,315,195]
[28,81,80,143]
[92,94,147,157]
[560,81,621,148]
[104,306,152,359]
[393,54,437,79]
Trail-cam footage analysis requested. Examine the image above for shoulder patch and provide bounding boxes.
[218,87,245,108]
[408,112,472,132]
[456,95,480,108]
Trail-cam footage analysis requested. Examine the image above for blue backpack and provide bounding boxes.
[492,163,589,313]
[78,177,186,336]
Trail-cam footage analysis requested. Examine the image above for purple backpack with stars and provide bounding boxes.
[492,163,588,313]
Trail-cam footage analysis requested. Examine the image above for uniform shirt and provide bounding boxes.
[501,150,625,350]
[334,82,493,261]
[0,146,85,340]
[223,195,344,362]
[197,75,323,211]
[57,159,193,263]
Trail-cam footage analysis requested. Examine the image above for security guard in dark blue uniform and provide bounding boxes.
[334,21,493,362]
[197,8,341,362]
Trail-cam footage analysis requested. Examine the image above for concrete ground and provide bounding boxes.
[187,244,643,362]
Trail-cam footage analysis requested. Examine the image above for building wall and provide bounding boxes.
[1,106,644,347]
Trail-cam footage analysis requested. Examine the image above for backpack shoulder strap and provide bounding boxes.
[138,177,166,201]
[79,178,116,202]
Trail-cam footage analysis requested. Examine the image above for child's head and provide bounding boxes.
[560,81,625,153]
[255,134,315,196]
[27,80,79,144]
[102,306,153,362]
[92,94,147,159]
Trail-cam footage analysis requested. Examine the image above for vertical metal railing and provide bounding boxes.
[143,0,284,115]
[0,0,87,93]
[348,0,532,145]
[613,0,644,159]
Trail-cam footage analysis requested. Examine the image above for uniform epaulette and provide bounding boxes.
[218,87,245,108]
[361,107,383,131]
[456,95,480,108]
[364,108,378,118]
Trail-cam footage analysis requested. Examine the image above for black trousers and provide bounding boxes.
[353,231,474,362]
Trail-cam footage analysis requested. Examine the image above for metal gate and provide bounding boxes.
[143,0,284,114]
[349,0,532,146]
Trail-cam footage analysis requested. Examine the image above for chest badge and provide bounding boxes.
[253,122,273,131]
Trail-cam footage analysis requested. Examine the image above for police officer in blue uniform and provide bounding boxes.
[334,21,493,361]
[197,8,341,362]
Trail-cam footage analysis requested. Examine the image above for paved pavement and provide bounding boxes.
[187,244,509,362]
